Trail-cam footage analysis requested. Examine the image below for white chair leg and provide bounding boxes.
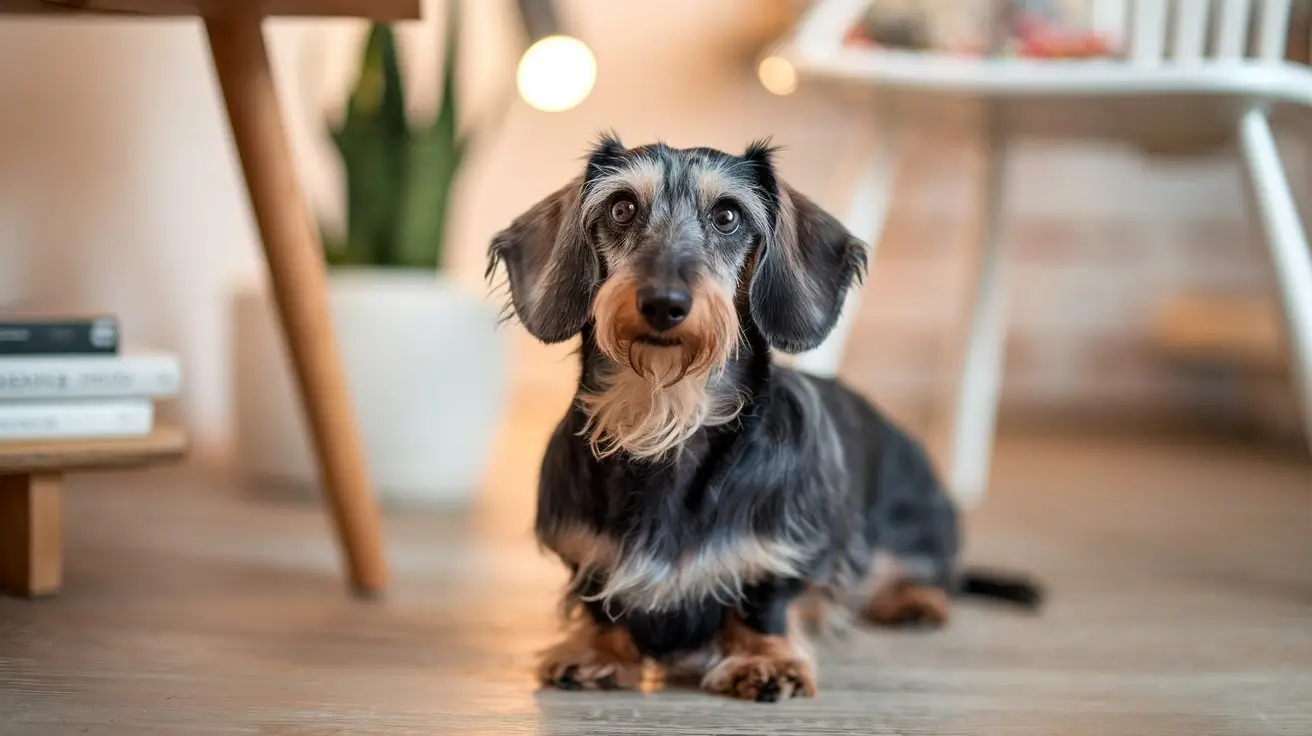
[792,129,901,377]
[945,133,1011,509]
[1238,108,1312,456]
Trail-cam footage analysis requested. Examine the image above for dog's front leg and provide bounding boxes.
[537,616,644,691]
[701,585,818,702]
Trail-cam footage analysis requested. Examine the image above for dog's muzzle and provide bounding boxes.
[636,284,692,333]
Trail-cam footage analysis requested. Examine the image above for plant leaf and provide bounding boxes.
[329,22,412,267]
[394,0,463,270]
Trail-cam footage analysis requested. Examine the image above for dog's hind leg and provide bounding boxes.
[854,433,962,629]
[856,553,952,628]
[537,616,645,691]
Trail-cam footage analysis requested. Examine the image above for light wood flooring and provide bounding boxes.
[1,402,1310,734]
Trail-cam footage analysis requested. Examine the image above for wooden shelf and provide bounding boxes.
[1,425,188,597]
[0,0,420,19]
[0,425,188,475]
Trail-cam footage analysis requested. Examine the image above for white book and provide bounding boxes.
[0,352,181,400]
[0,398,154,441]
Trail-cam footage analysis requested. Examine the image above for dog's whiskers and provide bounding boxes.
[578,271,742,461]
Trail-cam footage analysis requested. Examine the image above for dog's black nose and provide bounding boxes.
[637,286,692,332]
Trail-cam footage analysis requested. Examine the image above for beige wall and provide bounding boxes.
[0,0,1302,464]
[841,133,1307,432]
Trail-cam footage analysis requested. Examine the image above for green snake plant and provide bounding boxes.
[322,1,467,270]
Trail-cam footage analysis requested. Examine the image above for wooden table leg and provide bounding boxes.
[0,473,62,598]
[203,7,388,597]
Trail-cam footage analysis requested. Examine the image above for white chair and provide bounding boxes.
[772,0,1312,508]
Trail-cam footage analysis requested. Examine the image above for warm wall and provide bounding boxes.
[840,132,1308,435]
[0,0,1302,464]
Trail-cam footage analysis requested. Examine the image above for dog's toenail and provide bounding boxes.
[555,664,581,689]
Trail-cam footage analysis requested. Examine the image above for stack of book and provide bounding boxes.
[0,315,181,443]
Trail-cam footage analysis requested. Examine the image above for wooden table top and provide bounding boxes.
[0,0,419,19]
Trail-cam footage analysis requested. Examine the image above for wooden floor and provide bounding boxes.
[1,410,1310,734]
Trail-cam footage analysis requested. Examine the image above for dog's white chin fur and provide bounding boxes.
[578,342,742,461]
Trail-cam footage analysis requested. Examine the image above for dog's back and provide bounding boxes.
[771,369,961,625]
[802,369,1044,621]
[802,371,960,578]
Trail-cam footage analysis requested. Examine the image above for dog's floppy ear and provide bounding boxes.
[486,173,596,343]
[744,143,868,353]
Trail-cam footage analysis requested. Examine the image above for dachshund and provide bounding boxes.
[486,134,1042,703]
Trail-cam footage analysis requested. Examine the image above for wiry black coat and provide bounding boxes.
[489,136,1040,672]
[535,320,960,661]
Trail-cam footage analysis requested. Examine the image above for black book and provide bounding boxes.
[0,316,120,355]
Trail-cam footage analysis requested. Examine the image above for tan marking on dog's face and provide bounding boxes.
[583,155,662,214]
[694,163,772,237]
[582,266,742,460]
[564,143,784,461]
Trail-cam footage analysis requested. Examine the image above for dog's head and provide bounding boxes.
[488,134,867,383]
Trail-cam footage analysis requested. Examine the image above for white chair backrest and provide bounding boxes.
[1088,0,1295,63]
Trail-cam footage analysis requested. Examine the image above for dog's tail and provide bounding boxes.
[952,567,1045,609]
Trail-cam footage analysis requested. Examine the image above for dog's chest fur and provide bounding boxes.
[538,436,791,658]
[533,367,859,658]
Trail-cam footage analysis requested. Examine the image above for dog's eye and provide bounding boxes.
[610,198,637,225]
[711,203,740,234]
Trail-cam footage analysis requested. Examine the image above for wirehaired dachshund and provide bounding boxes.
[486,134,1042,703]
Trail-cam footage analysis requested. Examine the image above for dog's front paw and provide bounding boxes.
[700,655,817,702]
[536,626,644,692]
[539,654,643,691]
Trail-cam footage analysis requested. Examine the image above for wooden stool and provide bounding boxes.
[0,0,417,598]
[0,428,188,597]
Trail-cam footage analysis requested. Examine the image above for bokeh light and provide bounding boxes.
[516,35,597,112]
[757,55,798,96]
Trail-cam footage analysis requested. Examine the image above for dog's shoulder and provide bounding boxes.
[760,366,871,440]
[534,407,602,542]
[771,366,922,448]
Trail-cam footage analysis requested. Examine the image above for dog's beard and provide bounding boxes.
[580,275,743,460]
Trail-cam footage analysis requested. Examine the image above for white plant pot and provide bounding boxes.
[231,268,509,505]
